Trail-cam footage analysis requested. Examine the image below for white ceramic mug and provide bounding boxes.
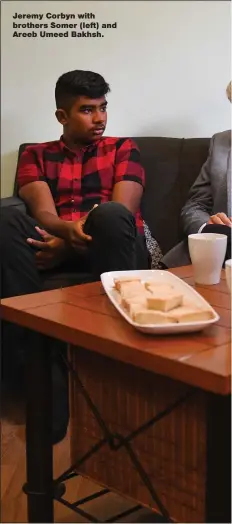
[225,259,232,291]
[188,233,228,285]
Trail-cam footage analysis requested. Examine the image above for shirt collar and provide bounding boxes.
[59,135,102,155]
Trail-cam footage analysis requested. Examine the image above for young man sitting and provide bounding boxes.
[0,70,150,442]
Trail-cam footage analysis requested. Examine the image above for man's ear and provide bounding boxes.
[55,108,68,126]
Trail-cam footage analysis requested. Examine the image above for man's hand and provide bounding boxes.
[27,227,68,270]
[26,205,98,269]
[208,213,232,227]
[66,205,98,248]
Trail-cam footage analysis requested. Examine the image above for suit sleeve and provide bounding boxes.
[181,136,215,235]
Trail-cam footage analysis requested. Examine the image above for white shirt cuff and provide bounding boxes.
[198,223,207,233]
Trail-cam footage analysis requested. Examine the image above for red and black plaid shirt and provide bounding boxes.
[17,136,145,234]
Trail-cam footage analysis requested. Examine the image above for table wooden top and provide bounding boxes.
[1,266,231,395]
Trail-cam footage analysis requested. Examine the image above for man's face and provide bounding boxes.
[56,95,107,143]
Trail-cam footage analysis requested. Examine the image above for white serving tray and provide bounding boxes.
[100,270,219,334]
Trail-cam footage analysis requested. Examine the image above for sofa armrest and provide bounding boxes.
[1,196,27,213]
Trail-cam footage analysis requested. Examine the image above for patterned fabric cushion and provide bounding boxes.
[143,221,163,269]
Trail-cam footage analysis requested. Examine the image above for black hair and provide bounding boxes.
[55,70,110,111]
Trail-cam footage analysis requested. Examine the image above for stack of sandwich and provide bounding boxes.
[113,277,213,325]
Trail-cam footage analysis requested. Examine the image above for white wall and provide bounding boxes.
[1,0,231,197]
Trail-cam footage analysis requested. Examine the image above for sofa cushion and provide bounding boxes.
[133,137,210,255]
[136,137,183,255]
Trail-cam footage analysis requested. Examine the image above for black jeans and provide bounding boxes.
[0,202,149,443]
[1,202,149,296]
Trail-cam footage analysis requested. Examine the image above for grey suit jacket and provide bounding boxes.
[163,130,231,267]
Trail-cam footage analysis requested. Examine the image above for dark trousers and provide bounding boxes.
[0,202,149,443]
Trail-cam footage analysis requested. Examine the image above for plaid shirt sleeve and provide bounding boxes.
[114,138,145,187]
[17,147,46,189]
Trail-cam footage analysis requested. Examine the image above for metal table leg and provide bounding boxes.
[23,331,54,523]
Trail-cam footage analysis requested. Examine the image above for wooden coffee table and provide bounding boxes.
[1,266,231,524]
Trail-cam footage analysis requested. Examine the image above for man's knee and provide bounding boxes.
[87,202,136,237]
[94,201,132,218]
[86,201,135,238]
